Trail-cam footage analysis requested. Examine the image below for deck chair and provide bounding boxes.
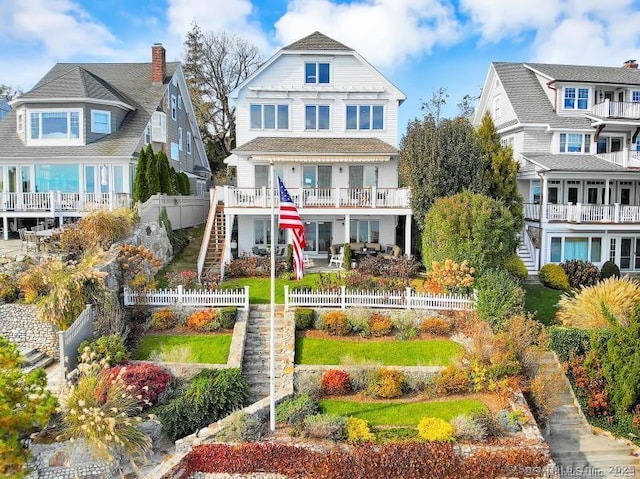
[329,252,344,268]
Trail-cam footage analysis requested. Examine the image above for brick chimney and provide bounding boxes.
[623,59,638,69]
[152,43,166,84]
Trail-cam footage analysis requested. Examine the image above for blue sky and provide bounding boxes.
[2,0,640,135]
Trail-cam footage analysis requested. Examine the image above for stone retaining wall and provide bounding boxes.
[26,439,119,479]
[0,304,59,358]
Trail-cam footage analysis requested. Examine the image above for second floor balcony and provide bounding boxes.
[592,100,640,120]
[222,186,410,209]
[0,191,132,214]
[524,202,640,224]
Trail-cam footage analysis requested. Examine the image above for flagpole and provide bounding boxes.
[269,161,276,432]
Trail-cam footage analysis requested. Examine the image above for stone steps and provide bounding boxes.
[20,347,55,373]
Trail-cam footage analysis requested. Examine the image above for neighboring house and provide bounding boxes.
[474,59,640,273]
[0,95,10,120]
[0,43,210,239]
[211,31,411,268]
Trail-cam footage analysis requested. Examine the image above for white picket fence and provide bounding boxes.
[284,285,475,311]
[123,285,250,310]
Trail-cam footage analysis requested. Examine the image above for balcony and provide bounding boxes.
[592,100,640,120]
[595,149,640,168]
[223,186,410,209]
[524,202,640,224]
[0,192,132,213]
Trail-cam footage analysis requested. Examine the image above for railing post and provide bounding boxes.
[284,285,289,310]
[405,287,412,310]
[177,285,184,306]
[335,187,340,207]
[576,203,582,223]
[244,285,250,311]
[371,186,377,208]
[341,285,346,310]
[615,203,620,223]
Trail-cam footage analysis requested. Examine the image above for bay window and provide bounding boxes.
[29,109,82,144]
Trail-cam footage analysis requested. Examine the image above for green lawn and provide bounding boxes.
[132,334,231,364]
[222,273,339,304]
[319,398,487,426]
[523,283,564,326]
[295,338,463,366]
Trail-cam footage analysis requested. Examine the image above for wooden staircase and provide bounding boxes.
[201,202,226,279]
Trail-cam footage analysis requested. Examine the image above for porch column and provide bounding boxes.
[604,179,610,205]
[2,217,7,241]
[541,176,548,222]
[224,214,234,263]
[344,214,351,244]
[404,214,412,257]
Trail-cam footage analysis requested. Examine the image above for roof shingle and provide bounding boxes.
[284,32,352,51]
[234,137,397,155]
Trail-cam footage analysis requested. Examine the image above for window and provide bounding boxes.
[493,96,501,119]
[305,105,330,130]
[28,110,81,142]
[151,111,167,143]
[564,87,589,110]
[255,165,269,188]
[16,112,23,133]
[531,180,540,204]
[349,220,380,243]
[550,237,602,262]
[349,165,378,187]
[560,133,591,153]
[35,164,79,193]
[305,62,330,84]
[254,219,285,246]
[632,91,640,102]
[178,127,183,151]
[144,123,151,144]
[91,110,111,134]
[187,131,192,154]
[346,105,384,130]
[302,165,332,188]
[250,104,289,130]
[178,95,182,109]
[170,95,177,120]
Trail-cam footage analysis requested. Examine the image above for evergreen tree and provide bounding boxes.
[145,144,160,198]
[133,145,149,202]
[179,172,191,195]
[157,150,173,194]
[169,167,180,195]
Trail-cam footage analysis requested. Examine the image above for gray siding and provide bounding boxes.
[523,130,552,153]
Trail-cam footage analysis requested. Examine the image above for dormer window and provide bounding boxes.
[564,87,589,110]
[28,109,82,145]
[305,62,330,84]
[91,110,111,134]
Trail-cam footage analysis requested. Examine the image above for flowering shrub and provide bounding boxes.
[186,309,220,331]
[103,363,172,409]
[370,368,406,399]
[346,417,375,444]
[165,270,199,288]
[420,316,452,336]
[424,259,475,294]
[322,311,349,336]
[151,308,177,331]
[321,369,351,396]
[117,244,162,289]
[368,313,393,336]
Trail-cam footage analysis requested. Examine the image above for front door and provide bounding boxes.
[619,238,640,270]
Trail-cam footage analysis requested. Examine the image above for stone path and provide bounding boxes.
[537,351,640,478]
[242,305,294,403]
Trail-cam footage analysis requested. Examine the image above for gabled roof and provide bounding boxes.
[234,137,398,155]
[0,62,179,159]
[284,31,353,51]
[524,62,640,85]
[523,153,628,172]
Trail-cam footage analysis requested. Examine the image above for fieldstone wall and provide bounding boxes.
[26,439,119,479]
[0,304,59,358]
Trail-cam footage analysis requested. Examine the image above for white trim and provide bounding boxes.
[177,94,182,109]
[10,97,134,111]
[91,109,111,134]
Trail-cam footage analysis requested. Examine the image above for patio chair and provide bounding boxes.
[23,231,38,253]
[303,255,312,268]
[329,252,344,268]
[18,228,27,249]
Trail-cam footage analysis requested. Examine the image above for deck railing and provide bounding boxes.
[0,191,131,212]
[593,100,640,119]
[524,202,640,224]
[123,285,250,310]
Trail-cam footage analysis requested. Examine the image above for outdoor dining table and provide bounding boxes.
[35,228,62,251]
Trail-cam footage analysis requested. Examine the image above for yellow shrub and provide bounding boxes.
[557,276,640,328]
[371,368,406,399]
[186,309,219,331]
[322,311,349,336]
[368,313,393,337]
[151,308,177,331]
[346,417,375,444]
[18,266,48,303]
[417,417,456,442]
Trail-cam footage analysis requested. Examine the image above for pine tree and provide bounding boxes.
[133,145,149,202]
[157,150,173,194]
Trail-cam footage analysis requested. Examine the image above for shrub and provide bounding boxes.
[303,414,346,441]
[528,370,565,423]
[601,260,621,280]
[556,276,640,328]
[496,410,523,433]
[450,414,487,441]
[503,254,528,282]
[322,311,349,336]
[186,309,220,331]
[424,259,475,294]
[117,244,163,289]
[347,309,371,337]
[295,374,322,400]
[548,326,592,362]
[417,417,455,442]
[435,365,470,396]
[151,308,177,331]
[157,368,249,441]
[78,334,127,368]
[370,368,406,399]
[346,365,379,393]
[321,369,351,396]
[217,411,266,442]
[393,313,419,341]
[275,394,319,427]
[103,363,172,409]
[17,264,48,303]
[475,269,524,330]
[80,208,135,251]
[0,273,19,303]
[471,410,502,438]
[219,254,286,278]
[346,417,375,444]
[539,263,570,290]
[561,259,601,289]
[358,255,421,280]
[219,307,237,329]
[420,316,452,336]
[294,308,315,330]
[368,313,393,337]
[164,270,198,288]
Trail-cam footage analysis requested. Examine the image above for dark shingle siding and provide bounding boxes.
[284,32,352,51]
[525,63,640,85]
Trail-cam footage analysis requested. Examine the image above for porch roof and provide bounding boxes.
[233,137,398,156]
[522,153,628,172]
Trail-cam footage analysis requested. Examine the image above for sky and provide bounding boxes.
[2,0,640,134]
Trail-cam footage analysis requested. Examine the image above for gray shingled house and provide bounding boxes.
[0,44,210,239]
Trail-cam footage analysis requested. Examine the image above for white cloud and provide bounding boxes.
[7,0,118,59]
[167,0,271,52]
[274,0,461,69]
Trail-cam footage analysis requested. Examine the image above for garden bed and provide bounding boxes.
[132,333,232,364]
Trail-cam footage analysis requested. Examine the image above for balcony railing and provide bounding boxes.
[595,149,640,168]
[0,192,132,213]
[592,100,640,119]
[524,202,640,223]
[223,186,411,209]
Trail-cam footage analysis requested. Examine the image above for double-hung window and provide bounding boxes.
[346,105,384,130]
[170,95,177,120]
[564,87,589,110]
[178,127,183,151]
[187,131,192,154]
[91,110,111,134]
[632,91,640,102]
[305,62,330,84]
[305,105,330,130]
[560,133,591,153]
[249,104,289,130]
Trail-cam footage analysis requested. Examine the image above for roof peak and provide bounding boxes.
[284,31,353,51]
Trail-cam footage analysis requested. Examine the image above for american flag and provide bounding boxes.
[278,176,305,279]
